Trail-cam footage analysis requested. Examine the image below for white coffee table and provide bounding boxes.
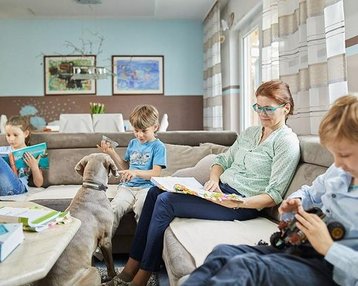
[0,201,81,286]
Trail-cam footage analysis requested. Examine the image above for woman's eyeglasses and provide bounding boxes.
[252,103,285,115]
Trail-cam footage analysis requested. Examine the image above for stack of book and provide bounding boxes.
[0,206,63,232]
[0,223,24,262]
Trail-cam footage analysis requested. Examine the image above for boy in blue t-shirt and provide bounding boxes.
[98,104,167,235]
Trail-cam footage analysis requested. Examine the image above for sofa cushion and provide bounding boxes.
[42,148,126,187]
[161,144,212,176]
[164,217,278,283]
[200,142,229,154]
[172,154,217,185]
[298,136,333,167]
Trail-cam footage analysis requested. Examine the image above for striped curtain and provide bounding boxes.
[203,2,223,131]
[262,0,347,135]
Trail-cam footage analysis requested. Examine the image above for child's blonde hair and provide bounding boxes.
[129,105,159,130]
[6,115,32,145]
[319,94,358,145]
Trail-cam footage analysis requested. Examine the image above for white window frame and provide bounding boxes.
[237,3,262,132]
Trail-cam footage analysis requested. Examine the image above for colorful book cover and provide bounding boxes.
[151,176,244,208]
[0,223,24,262]
[0,143,49,175]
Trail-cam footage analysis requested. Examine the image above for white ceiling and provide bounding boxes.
[0,0,217,20]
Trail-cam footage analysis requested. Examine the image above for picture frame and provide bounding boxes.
[44,55,97,95]
[112,55,164,95]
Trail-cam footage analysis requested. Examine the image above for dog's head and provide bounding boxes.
[75,153,119,184]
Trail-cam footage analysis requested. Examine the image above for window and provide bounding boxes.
[238,5,262,131]
[242,27,260,129]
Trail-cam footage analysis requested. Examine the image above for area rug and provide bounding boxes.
[97,266,159,286]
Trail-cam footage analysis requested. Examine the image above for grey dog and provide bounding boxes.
[39,153,118,286]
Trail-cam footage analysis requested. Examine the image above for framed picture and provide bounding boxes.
[112,55,164,95]
[44,55,96,95]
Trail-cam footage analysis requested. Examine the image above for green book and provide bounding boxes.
[0,206,61,232]
[0,142,48,175]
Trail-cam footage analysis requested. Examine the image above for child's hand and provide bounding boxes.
[119,170,137,183]
[295,206,334,255]
[23,152,39,169]
[97,140,115,155]
[278,198,301,214]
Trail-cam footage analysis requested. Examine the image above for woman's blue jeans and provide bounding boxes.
[129,184,259,272]
[0,157,27,196]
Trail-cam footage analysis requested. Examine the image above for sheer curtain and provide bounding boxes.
[262,0,347,134]
[203,2,223,131]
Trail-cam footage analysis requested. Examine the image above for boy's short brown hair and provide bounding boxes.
[319,94,358,145]
[129,105,159,130]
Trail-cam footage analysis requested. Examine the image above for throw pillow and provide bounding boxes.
[172,154,217,185]
[200,142,229,154]
[162,144,212,176]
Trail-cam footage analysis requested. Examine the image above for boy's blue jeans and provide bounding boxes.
[0,157,27,196]
[183,244,337,286]
[129,184,259,272]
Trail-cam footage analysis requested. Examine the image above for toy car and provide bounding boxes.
[270,207,345,249]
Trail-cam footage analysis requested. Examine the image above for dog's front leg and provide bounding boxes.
[100,236,116,278]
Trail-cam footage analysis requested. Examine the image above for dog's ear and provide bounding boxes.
[75,156,89,176]
[106,157,120,177]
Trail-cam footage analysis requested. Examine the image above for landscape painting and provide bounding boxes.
[112,55,164,95]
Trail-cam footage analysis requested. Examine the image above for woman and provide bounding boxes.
[183,95,358,286]
[107,80,301,286]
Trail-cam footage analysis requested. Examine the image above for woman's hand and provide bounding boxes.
[295,206,334,256]
[97,140,115,156]
[23,152,39,170]
[204,179,222,193]
[278,198,301,214]
[119,169,137,183]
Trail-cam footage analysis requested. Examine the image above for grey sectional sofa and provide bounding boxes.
[0,132,333,286]
[0,131,238,253]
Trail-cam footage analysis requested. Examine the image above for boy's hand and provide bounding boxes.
[119,170,137,182]
[278,198,301,214]
[97,140,115,155]
[295,206,334,255]
[23,152,39,169]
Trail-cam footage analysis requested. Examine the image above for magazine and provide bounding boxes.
[151,177,244,208]
[0,143,48,175]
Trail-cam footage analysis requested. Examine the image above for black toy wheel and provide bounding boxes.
[327,222,345,240]
[270,231,285,249]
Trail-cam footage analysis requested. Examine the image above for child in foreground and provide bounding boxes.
[97,104,167,235]
[183,94,358,286]
[0,116,44,196]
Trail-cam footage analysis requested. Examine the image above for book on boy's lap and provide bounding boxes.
[151,176,244,208]
[0,206,61,232]
[0,223,24,262]
[0,142,49,175]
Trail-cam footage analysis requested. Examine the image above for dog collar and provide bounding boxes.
[82,181,108,191]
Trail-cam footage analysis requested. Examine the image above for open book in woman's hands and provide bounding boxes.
[151,177,244,208]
